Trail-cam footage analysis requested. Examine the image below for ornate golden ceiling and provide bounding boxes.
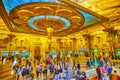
[0,0,108,37]
[9,2,84,36]
[0,0,120,37]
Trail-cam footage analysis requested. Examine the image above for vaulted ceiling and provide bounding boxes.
[0,0,120,38]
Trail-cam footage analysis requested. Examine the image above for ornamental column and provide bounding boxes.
[83,34,92,56]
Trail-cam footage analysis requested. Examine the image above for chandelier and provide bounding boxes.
[47,27,53,39]
[47,27,53,52]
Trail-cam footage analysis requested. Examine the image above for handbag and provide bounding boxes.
[43,69,47,74]
[65,68,67,70]
[43,70,45,74]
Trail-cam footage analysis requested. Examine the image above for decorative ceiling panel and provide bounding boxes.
[0,15,9,33]
[0,0,108,36]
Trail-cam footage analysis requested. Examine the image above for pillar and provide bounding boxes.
[83,34,92,56]
[71,38,76,54]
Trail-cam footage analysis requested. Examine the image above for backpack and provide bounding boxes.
[36,66,40,72]
[50,65,54,70]
[22,67,26,74]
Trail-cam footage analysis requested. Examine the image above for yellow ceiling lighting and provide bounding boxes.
[17,9,34,14]
[56,9,72,13]
[47,27,53,34]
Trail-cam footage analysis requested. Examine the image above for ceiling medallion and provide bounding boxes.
[9,2,84,36]
[28,15,71,32]
[1,0,108,36]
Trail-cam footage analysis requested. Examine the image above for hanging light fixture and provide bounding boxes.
[47,27,53,39]
[47,27,53,52]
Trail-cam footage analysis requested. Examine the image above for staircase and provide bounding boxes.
[0,61,13,80]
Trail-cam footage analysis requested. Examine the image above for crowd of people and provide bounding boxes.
[85,55,120,80]
[35,58,87,80]
[10,54,88,80]
[1,53,120,80]
[12,57,34,80]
